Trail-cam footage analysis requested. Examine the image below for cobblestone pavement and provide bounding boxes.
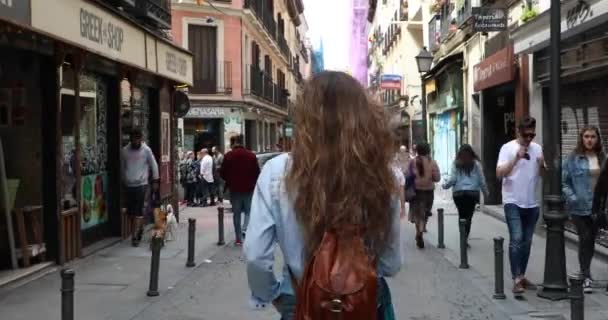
[132,219,512,320]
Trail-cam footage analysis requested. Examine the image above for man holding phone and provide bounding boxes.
[496,116,547,295]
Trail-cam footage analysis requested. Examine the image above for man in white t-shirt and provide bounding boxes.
[496,116,547,295]
[199,148,215,206]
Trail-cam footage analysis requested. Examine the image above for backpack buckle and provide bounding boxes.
[327,299,345,313]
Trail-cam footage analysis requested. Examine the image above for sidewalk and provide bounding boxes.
[426,188,608,319]
[0,204,237,320]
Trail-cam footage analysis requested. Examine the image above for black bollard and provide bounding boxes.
[493,237,506,299]
[459,219,469,269]
[437,208,445,249]
[217,206,225,246]
[569,273,585,320]
[61,268,75,320]
[147,236,162,297]
[186,218,196,267]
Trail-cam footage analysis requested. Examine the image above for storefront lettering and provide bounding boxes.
[80,8,124,52]
[166,52,187,77]
[476,59,508,83]
[186,107,227,118]
[566,1,593,30]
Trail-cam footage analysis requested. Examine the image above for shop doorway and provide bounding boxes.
[482,83,516,205]
[188,118,224,153]
[245,119,257,151]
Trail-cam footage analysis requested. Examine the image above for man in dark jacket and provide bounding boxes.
[220,134,260,246]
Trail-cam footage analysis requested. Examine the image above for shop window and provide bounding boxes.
[60,68,109,230]
[120,80,150,146]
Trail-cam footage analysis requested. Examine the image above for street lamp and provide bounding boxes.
[415,47,433,143]
[537,0,568,301]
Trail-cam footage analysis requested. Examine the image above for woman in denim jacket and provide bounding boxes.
[563,126,605,293]
[244,72,402,319]
[442,144,488,248]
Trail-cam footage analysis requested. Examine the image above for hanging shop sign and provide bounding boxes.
[380,74,402,90]
[0,0,31,26]
[472,7,507,32]
[473,45,515,92]
[30,0,193,85]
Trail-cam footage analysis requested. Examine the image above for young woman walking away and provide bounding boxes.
[442,144,489,248]
[565,126,605,294]
[408,142,440,249]
[244,71,402,319]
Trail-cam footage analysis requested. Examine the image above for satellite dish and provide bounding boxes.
[173,91,190,118]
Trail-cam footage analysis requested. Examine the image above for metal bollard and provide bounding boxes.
[61,268,75,320]
[147,236,162,297]
[493,237,506,299]
[437,208,445,249]
[459,219,469,269]
[186,218,196,267]
[217,206,225,246]
[569,273,585,320]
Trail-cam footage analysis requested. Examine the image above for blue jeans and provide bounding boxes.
[504,204,539,279]
[231,192,252,242]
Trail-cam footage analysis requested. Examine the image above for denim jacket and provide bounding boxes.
[562,153,606,216]
[442,160,488,195]
[244,154,403,304]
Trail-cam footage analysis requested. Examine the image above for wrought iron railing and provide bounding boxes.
[190,61,233,95]
[244,0,277,41]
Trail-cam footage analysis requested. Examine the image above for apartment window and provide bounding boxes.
[278,13,285,36]
[251,41,261,67]
[277,70,286,89]
[188,25,218,94]
[264,55,273,79]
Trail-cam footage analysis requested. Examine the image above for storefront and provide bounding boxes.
[0,0,193,281]
[474,44,518,205]
[183,105,243,153]
[426,55,464,178]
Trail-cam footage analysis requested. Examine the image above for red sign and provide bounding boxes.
[473,45,516,92]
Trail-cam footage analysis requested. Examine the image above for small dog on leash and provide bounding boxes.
[165,204,178,241]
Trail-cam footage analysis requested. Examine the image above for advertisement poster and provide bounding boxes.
[224,115,242,150]
[81,172,108,230]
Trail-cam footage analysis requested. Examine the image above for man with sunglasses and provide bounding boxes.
[496,116,547,295]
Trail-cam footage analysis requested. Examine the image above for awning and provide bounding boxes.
[511,0,608,54]
[425,51,464,79]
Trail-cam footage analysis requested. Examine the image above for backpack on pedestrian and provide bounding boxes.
[404,161,416,202]
[290,227,378,320]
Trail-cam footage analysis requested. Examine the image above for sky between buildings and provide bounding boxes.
[304,0,351,71]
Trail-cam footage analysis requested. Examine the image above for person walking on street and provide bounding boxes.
[121,128,159,247]
[564,126,605,293]
[442,144,488,248]
[244,72,402,319]
[212,146,224,204]
[220,134,260,246]
[496,116,546,295]
[180,151,198,206]
[199,148,214,207]
[408,142,440,249]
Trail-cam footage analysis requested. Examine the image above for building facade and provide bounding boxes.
[171,0,311,154]
[368,0,425,149]
[0,0,193,281]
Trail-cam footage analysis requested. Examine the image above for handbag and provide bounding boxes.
[591,210,608,230]
[404,161,416,202]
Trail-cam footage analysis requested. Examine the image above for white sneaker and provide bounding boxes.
[583,278,593,294]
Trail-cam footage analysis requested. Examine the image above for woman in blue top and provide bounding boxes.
[442,144,488,247]
[244,71,402,319]
[564,126,605,293]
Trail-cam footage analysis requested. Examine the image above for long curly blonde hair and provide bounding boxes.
[286,71,397,260]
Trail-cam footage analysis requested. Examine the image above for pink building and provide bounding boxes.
[172,0,310,152]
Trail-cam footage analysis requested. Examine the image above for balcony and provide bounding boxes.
[244,0,277,42]
[278,35,290,59]
[190,61,233,95]
[245,65,287,109]
[273,84,288,108]
[300,41,309,63]
[428,15,440,52]
[134,0,171,29]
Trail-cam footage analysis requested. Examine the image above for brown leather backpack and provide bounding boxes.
[291,230,378,320]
